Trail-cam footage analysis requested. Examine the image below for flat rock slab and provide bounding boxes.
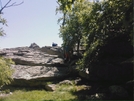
[11,65,67,80]
[0,47,64,66]
[11,65,68,86]
[0,45,68,87]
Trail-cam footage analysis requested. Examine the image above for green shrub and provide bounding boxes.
[0,57,14,88]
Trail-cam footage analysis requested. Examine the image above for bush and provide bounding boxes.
[0,57,14,88]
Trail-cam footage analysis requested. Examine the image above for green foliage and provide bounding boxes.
[57,84,77,93]
[0,28,5,36]
[57,0,133,70]
[0,57,14,88]
[57,0,84,12]
[58,0,92,53]
[78,0,133,69]
[0,16,7,25]
[1,89,10,94]
[0,15,7,36]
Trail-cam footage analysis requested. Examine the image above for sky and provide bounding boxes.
[0,0,62,48]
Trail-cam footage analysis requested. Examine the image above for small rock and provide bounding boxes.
[45,84,56,91]
[9,92,13,95]
[29,43,40,49]
[59,80,73,85]
[74,77,81,85]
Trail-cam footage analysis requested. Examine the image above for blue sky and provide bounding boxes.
[0,0,62,48]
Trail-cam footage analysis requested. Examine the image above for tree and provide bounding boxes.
[58,0,92,55]
[57,0,133,67]
[56,0,84,26]
[77,0,133,70]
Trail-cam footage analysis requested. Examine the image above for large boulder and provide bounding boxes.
[0,45,67,87]
[10,65,67,86]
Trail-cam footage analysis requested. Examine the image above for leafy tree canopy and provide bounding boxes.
[57,0,133,69]
[78,0,133,69]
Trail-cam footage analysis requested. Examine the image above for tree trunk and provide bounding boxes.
[62,13,66,27]
[77,39,80,55]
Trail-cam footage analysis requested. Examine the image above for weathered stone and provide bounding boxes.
[41,46,63,57]
[2,47,64,66]
[11,65,67,80]
[0,51,6,56]
[59,80,73,85]
[10,64,67,86]
[0,44,68,87]
[29,43,40,49]
[45,84,56,91]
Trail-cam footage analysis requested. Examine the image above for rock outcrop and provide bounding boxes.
[29,43,40,49]
[41,46,63,58]
[0,43,67,86]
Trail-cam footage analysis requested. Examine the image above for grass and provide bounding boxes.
[0,83,87,101]
[0,90,75,101]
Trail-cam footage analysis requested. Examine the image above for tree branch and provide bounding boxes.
[56,1,61,6]
[0,0,11,14]
[5,1,24,8]
[0,0,23,14]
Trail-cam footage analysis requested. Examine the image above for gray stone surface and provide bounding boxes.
[1,47,64,66]
[0,45,67,86]
[11,65,67,80]
[41,46,63,58]
[29,43,40,49]
[45,84,56,91]
[59,80,73,85]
